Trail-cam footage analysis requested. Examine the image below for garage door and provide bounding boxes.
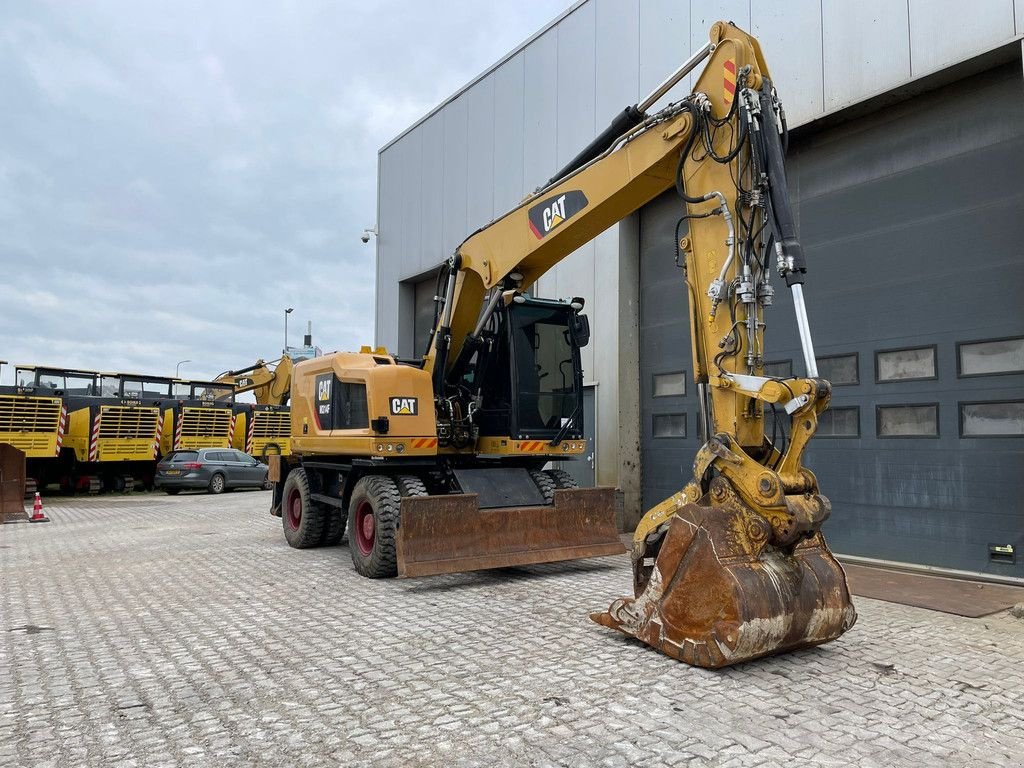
[639,63,1024,578]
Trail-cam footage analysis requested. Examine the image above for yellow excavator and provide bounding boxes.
[272,22,855,667]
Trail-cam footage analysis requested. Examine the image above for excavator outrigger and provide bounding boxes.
[278,22,854,667]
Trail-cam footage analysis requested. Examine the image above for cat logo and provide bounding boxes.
[317,379,331,402]
[237,377,252,388]
[389,397,418,416]
[527,190,588,239]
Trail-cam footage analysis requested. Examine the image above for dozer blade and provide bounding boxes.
[591,492,856,668]
[397,487,625,577]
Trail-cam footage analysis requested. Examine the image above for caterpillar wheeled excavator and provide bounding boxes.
[273,21,855,667]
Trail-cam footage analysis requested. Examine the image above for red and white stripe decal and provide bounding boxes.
[246,417,255,454]
[174,411,183,450]
[518,440,553,452]
[410,437,438,450]
[88,412,101,462]
[152,415,163,459]
[228,413,237,446]
[723,59,737,105]
[54,404,67,457]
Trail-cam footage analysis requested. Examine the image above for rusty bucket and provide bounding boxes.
[0,444,28,524]
[397,487,625,577]
[592,480,856,668]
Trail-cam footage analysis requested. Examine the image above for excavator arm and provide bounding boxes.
[216,356,295,406]
[417,21,853,667]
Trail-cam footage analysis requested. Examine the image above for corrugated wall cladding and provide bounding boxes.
[376,0,1020,353]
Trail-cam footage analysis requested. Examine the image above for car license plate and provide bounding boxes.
[165,469,181,475]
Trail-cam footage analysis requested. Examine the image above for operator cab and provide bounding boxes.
[471,296,590,441]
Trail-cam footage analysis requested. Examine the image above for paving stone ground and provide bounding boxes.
[1,491,1022,767]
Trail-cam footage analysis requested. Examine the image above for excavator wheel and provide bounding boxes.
[282,468,328,549]
[321,503,348,547]
[347,475,401,578]
[528,469,556,504]
[545,468,579,490]
[592,476,856,668]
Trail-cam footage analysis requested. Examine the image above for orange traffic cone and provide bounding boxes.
[29,492,50,524]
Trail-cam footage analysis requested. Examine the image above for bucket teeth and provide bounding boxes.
[592,493,856,668]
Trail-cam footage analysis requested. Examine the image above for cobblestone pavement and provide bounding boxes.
[2,492,1022,768]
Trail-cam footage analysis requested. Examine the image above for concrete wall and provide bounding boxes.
[375,0,1022,517]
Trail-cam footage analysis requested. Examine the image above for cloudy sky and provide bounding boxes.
[0,0,569,384]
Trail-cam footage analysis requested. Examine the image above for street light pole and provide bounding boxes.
[285,307,294,350]
[175,359,191,377]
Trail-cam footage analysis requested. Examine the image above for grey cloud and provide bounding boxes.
[0,0,567,383]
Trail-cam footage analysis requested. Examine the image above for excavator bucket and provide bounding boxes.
[0,445,27,524]
[396,487,625,577]
[592,481,856,668]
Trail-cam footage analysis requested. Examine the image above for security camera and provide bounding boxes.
[361,226,377,243]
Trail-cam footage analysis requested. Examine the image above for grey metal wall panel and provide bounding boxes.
[523,28,559,298]
[692,0,750,61]
[639,0,691,110]
[909,0,1017,76]
[552,0,597,347]
[595,0,640,116]
[822,0,911,111]
[375,141,402,350]
[639,63,1024,578]
[441,95,469,259]
[751,0,824,127]
[638,192,696,510]
[492,53,526,215]
[418,112,445,275]
[396,131,422,280]
[465,74,496,229]
[1018,0,1023,34]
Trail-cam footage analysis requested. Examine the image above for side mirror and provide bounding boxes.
[571,313,590,348]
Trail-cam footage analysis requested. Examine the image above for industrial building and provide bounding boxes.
[375,1,1024,579]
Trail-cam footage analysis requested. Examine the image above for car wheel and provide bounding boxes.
[208,473,225,494]
[164,488,181,496]
[261,473,272,491]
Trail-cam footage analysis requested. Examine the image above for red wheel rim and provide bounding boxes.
[286,488,302,530]
[355,500,375,556]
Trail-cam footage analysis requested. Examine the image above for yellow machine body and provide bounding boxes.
[232,405,292,458]
[279,22,855,668]
[0,394,64,458]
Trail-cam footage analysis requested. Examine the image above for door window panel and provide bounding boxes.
[816,354,858,386]
[877,405,938,437]
[960,402,1024,437]
[652,371,686,397]
[817,407,859,437]
[877,347,936,382]
[958,338,1024,376]
[652,413,686,438]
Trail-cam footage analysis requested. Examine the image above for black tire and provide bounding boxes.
[396,475,428,498]
[208,473,226,494]
[544,468,579,490]
[261,473,272,491]
[282,468,327,549]
[164,488,181,496]
[347,475,401,578]
[528,469,556,505]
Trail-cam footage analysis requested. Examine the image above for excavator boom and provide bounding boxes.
[420,21,855,666]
